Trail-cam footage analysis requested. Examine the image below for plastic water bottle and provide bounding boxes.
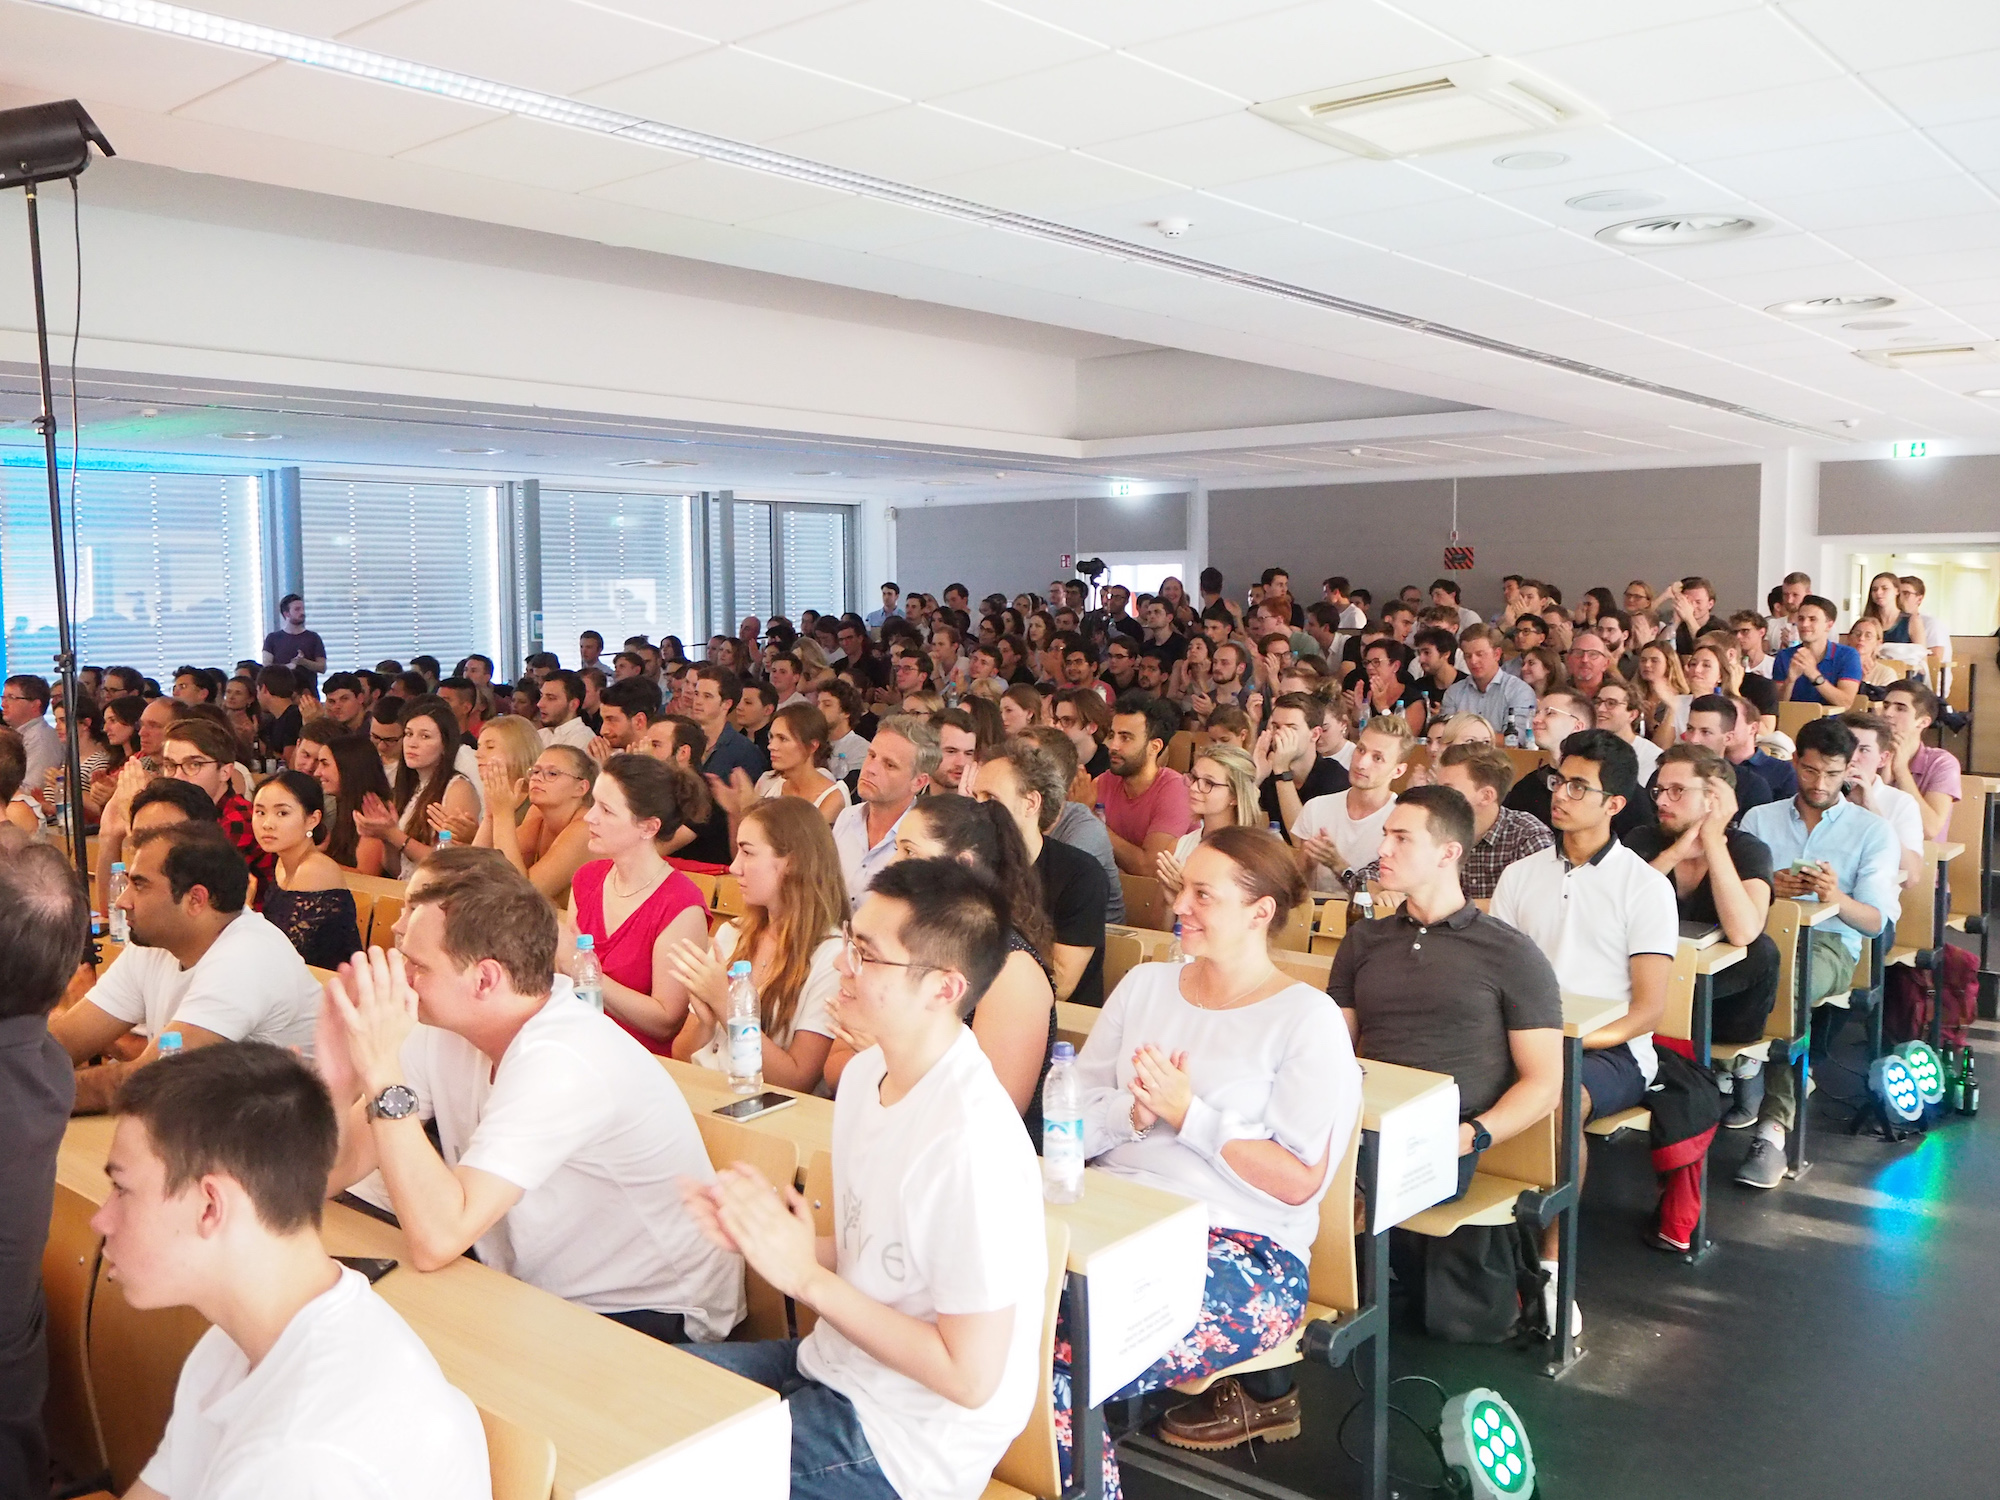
[1042,1041,1084,1203]
[107,864,130,943]
[156,1031,183,1058]
[436,829,453,847]
[726,961,763,1094]
[1168,917,1184,963]
[1351,888,1376,925]
[573,935,603,1012]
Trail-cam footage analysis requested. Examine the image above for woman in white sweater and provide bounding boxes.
[1056,825,1361,1487]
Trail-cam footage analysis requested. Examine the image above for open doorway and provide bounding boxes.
[1845,549,1998,644]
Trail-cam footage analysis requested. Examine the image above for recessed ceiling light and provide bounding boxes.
[1597,214,1761,248]
[443,446,503,454]
[1495,150,1568,169]
[793,470,836,476]
[212,430,284,441]
[1888,334,1939,345]
[1967,388,2000,399]
[609,458,697,468]
[1565,189,1664,213]
[1769,294,1900,319]
[1843,319,1909,331]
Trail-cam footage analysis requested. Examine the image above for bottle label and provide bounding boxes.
[1043,1117,1084,1179]
[727,1017,761,1075]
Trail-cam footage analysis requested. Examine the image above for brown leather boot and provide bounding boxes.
[1155,1376,1302,1451]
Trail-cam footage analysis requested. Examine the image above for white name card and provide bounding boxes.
[1084,1203,1208,1406]
[1371,1079,1461,1233]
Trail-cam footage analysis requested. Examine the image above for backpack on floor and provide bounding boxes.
[1388,1222,1544,1345]
[1885,945,1980,1048]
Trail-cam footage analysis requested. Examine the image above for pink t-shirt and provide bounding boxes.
[1910,745,1962,803]
[570,860,707,1056]
[1094,767,1196,851]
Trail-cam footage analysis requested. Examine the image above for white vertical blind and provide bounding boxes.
[299,478,501,671]
[731,499,774,630]
[777,506,850,620]
[538,489,697,661]
[1,465,261,681]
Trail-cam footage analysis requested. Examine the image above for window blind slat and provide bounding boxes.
[538,490,696,659]
[778,507,848,620]
[731,500,773,629]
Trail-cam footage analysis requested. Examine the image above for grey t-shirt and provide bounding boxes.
[1328,902,1562,1118]
[1048,799,1124,925]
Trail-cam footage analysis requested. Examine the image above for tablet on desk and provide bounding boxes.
[1679,921,1721,948]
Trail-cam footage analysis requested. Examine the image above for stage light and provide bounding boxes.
[1895,1042,1946,1107]
[1439,1388,1535,1499]
[1869,1055,1924,1124]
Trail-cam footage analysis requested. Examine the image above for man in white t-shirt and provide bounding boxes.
[96,1041,489,1500]
[1840,712,1923,889]
[1292,717,1411,893]
[537,671,595,751]
[683,859,1047,1500]
[320,851,743,1342]
[1491,728,1676,1328]
[54,824,319,1114]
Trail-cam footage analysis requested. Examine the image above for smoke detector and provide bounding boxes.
[1596,214,1761,248]
[1154,217,1192,238]
[1252,58,1599,159]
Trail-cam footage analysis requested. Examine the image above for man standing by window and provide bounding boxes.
[262,593,328,674]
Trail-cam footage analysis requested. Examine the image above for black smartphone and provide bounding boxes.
[712,1092,798,1122]
[335,1255,399,1283]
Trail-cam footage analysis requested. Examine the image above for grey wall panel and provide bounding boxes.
[1820,454,2000,535]
[894,493,1188,598]
[1207,466,1761,619]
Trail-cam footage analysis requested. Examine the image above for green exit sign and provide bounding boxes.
[1891,440,1929,459]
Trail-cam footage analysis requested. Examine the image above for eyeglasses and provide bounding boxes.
[1188,774,1230,794]
[528,764,585,782]
[160,755,217,778]
[371,732,403,747]
[1551,776,1614,802]
[1569,647,1608,660]
[840,925,930,974]
[1653,782,1698,804]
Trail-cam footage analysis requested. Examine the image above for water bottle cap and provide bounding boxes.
[112,861,125,872]
[158,1031,182,1053]
[437,830,453,844]
[576,934,594,950]
[728,961,754,977]
[1052,1041,1075,1061]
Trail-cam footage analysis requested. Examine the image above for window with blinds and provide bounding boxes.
[0,465,261,681]
[731,499,774,631]
[538,489,697,657]
[776,505,850,621]
[299,478,501,672]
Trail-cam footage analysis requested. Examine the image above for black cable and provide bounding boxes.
[1332,1391,1456,1493]
[66,176,82,633]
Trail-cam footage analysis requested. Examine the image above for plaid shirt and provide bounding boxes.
[1357,805,1552,901]
[216,788,276,908]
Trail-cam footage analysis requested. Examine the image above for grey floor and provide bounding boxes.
[1122,997,2000,1500]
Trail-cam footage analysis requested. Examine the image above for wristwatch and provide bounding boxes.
[367,1083,420,1121]
[1468,1119,1493,1154]
[1275,769,1294,782]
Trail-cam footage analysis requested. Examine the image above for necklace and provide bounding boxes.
[608,863,666,901]
[1186,958,1272,1011]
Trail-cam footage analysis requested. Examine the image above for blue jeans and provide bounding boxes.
[686,1339,900,1500]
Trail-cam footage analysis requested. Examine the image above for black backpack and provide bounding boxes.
[1388,1222,1546,1345]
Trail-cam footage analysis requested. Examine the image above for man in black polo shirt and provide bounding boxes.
[1331,784,1562,1211]
[1619,744,1777,1128]
[1254,691,1348,838]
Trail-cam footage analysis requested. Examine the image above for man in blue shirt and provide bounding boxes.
[1734,717,1900,1188]
[1439,624,1535,741]
[1772,595,1861,709]
[863,582,901,632]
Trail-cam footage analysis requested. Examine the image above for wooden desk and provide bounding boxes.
[1695,943,1746,977]
[1560,992,1629,1040]
[59,1118,787,1499]
[1358,1058,1455,1131]
[1548,992,1628,1372]
[1055,1001,1099,1051]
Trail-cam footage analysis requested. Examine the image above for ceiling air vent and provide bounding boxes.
[1856,343,2000,370]
[1251,59,1600,159]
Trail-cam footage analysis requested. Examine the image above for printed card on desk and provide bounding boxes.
[1084,1204,1207,1406]
[1371,1080,1460,1233]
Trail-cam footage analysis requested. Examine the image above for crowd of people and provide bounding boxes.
[1,560,1972,1500]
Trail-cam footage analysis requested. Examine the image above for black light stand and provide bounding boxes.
[1,100,113,875]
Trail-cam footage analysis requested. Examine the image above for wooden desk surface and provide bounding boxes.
[1560,993,1630,1039]
[1796,900,1845,926]
[1358,1059,1454,1132]
[61,1117,780,1500]
[660,1059,1199,1273]
[1924,840,1966,864]
[1055,1001,1100,1045]
[1694,943,1747,976]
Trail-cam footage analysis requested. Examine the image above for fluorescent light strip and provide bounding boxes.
[38,0,1833,438]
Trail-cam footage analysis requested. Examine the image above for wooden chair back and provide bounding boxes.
[1899,852,1941,954]
[684,870,718,905]
[796,1151,836,1338]
[1118,874,1171,933]
[1776,701,1829,740]
[370,895,403,947]
[1272,898,1315,953]
[1307,1111,1364,1312]
[1478,1109,1558,1190]
[991,1219,1070,1500]
[1102,930,1144,994]
[713,875,745,918]
[1763,899,1807,1043]
[1660,938,1699,1042]
[692,1113,802,1341]
[1162,730,1195,774]
[1948,776,1994,921]
[86,1270,208,1492]
[1502,747,1544,786]
[1272,949,1333,989]
[43,1183,106,1484]
[1055,1002,1098,1052]
[480,1406,558,1500]
[342,871,410,901]
[1389,745,1429,793]
[347,888,377,947]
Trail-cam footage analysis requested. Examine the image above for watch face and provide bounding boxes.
[373,1084,419,1119]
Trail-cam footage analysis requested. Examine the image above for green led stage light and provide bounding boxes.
[1894,1041,1946,1106]
[1870,1055,1923,1124]
[1439,1388,1535,1499]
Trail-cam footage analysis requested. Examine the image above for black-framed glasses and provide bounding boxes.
[840,924,931,974]
[1550,776,1614,802]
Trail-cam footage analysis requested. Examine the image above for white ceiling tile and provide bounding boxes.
[1520,10,1841,115]
[1324,193,1541,250]
[195,0,413,27]
[1484,164,1748,227]
[396,115,679,190]
[1212,158,1468,222]
[1860,252,2000,294]
[1182,224,1372,276]
[1407,128,1674,195]
[1617,231,1856,285]
[1928,118,2000,175]
[1784,0,2000,73]
[741,0,1100,99]
[929,53,1240,149]
[767,106,1052,180]
[173,63,500,154]
[993,0,1301,49]
[920,152,1171,214]
[738,196,958,249]
[586,158,849,220]
[577,0,852,44]
[1085,113,1342,188]
[1689,257,1885,306]
[1552,281,1743,320]
[0,6,269,113]
[1405,231,1609,276]
[337,0,711,93]
[577,46,900,141]
[1779,188,2000,244]
[1696,132,1967,201]
[1621,77,1905,166]
[1060,190,1290,247]
[875,231,1081,278]
[1862,49,2000,129]
[1486,256,1679,299]
[1128,1,1474,103]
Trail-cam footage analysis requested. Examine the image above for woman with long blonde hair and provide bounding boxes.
[1157,743,1259,896]
[1634,641,1690,745]
[665,797,845,1091]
